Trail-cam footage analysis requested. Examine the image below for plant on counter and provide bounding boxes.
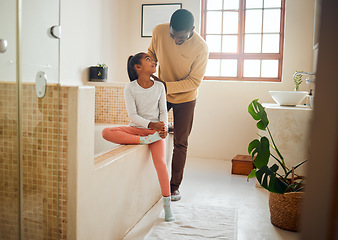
[247,99,307,193]
[293,71,304,91]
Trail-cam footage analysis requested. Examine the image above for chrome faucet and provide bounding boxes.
[293,71,316,84]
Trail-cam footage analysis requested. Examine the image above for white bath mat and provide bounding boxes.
[145,204,237,240]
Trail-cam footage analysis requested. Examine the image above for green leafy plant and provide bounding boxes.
[247,99,307,194]
[95,63,107,77]
[97,63,107,68]
[293,71,304,91]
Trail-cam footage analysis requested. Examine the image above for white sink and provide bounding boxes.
[269,91,308,106]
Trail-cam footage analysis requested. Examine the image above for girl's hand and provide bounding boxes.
[158,129,168,139]
[148,121,165,132]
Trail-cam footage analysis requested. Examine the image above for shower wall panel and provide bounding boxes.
[0,82,68,240]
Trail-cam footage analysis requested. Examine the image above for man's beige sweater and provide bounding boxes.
[148,23,209,104]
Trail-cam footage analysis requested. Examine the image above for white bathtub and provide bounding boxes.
[90,123,173,239]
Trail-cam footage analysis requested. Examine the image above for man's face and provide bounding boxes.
[170,27,194,45]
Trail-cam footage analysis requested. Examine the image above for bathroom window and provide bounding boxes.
[201,0,285,82]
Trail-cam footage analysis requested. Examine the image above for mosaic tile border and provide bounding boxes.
[94,85,173,125]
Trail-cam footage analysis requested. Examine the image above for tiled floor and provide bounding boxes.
[124,158,300,240]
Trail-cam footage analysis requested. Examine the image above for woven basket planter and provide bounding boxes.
[269,192,304,232]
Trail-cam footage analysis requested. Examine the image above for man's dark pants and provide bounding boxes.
[167,100,196,193]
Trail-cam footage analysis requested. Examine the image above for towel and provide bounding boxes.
[146,204,237,240]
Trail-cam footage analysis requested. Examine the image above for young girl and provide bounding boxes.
[102,52,174,222]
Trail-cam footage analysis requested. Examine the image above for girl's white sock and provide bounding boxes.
[139,132,162,144]
[163,196,175,222]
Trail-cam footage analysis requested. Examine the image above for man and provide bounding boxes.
[148,9,208,201]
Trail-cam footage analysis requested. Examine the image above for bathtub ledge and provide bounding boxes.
[94,145,143,170]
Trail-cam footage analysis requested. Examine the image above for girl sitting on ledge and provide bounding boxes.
[102,52,174,222]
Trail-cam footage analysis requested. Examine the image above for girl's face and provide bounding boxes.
[136,54,156,74]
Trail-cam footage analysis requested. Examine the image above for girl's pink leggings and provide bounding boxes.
[102,126,170,197]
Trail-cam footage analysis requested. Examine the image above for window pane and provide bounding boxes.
[244,34,261,53]
[246,0,263,8]
[264,0,281,8]
[201,0,285,81]
[221,59,237,77]
[261,60,278,78]
[244,59,261,77]
[206,12,222,34]
[224,0,239,10]
[206,35,222,52]
[206,59,221,76]
[222,35,238,53]
[245,10,262,33]
[263,9,281,33]
[262,34,280,53]
[223,12,239,34]
[207,0,223,10]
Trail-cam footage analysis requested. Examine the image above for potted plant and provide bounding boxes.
[89,63,108,82]
[293,71,304,91]
[247,99,307,232]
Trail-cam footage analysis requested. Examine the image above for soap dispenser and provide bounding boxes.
[306,89,314,107]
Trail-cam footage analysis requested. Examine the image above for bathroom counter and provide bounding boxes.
[260,103,313,176]
[262,103,312,110]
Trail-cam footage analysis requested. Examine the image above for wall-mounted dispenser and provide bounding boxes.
[35,71,47,98]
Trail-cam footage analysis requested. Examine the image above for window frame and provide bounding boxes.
[201,0,286,82]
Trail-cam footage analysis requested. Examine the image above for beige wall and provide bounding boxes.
[60,0,200,85]
[60,0,315,160]
[124,0,201,56]
[60,0,130,85]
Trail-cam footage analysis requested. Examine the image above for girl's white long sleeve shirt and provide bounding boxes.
[124,80,168,129]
